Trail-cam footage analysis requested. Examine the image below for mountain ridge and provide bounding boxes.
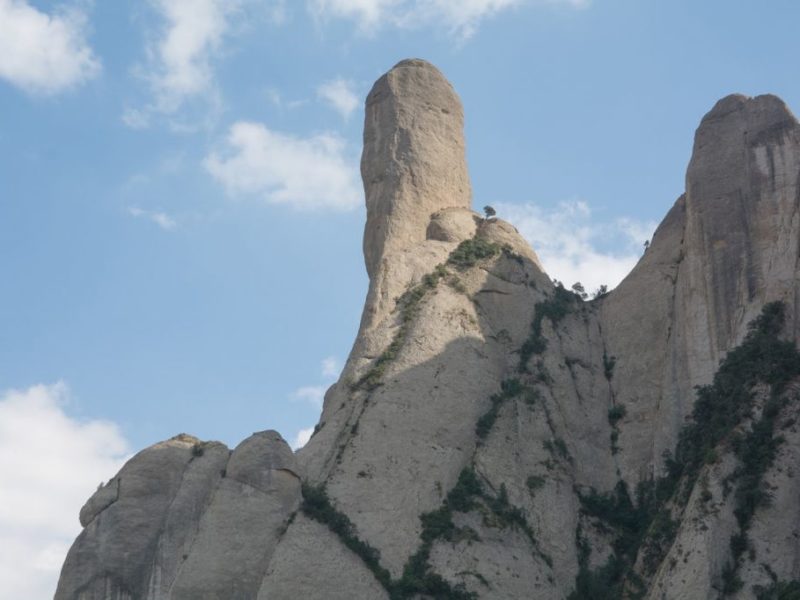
[56,59,800,600]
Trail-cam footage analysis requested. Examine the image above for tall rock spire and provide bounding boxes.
[683,94,800,350]
[361,58,472,279]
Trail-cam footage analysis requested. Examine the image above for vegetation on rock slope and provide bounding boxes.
[571,301,800,599]
[314,240,800,600]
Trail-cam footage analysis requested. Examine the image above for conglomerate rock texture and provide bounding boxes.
[56,60,800,599]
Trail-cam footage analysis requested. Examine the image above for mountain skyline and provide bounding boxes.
[4,2,800,598]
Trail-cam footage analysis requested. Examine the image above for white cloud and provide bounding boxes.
[317,78,360,119]
[204,121,361,211]
[121,107,151,129]
[147,0,235,112]
[288,357,342,451]
[321,356,341,378]
[0,0,101,95]
[291,427,315,450]
[124,0,241,127]
[0,383,130,599]
[265,0,289,25]
[291,356,342,450]
[496,200,657,293]
[292,385,327,408]
[291,357,342,408]
[127,206,178,230]
[264,87,308,110]
[308,0,588,38]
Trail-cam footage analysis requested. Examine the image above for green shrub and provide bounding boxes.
[755,580,800,600]
[502,245,525,265]
[394,468,487,599]
[526,475,546,493]
[447,237,500,268]
[447,468,484,512]
[354,263,450,390]
[303,474,480,600]
[524,387,541,406]
[398,466,547,597]
[475,378,528,440]
[544,438,571,462]
[569,555,627,600]
[501,377,524,397]
[571,302,800,597]
[607,404,627,425]
[518,285,575,372]
[721,562,743,595]
[475,394,503,440]
[603,353,617,380]
[301,483,392,589]
[484,484,537,544]
[420,506,455,542]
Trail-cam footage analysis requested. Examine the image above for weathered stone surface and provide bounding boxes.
[362,58,471,280]
[57,63,800,600]
[56,435,214,600]
[682,93,800,349]
[79,477,119,528]
[168,431,300,600]
[256,513,389,600]
[144,441,229,599]
[426,207,479,243]
[55,432,299,600]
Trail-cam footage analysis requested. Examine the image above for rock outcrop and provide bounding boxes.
[56,60,800,600]
[361,58,472,281]
[55,432,299,600]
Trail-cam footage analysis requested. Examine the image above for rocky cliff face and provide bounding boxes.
[56,60,800,600]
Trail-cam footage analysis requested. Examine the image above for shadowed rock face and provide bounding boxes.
[56,63,800,600]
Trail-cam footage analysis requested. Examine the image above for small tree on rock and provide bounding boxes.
[483,205,496,220]
[593,284,609,299]
[571,282,588,300]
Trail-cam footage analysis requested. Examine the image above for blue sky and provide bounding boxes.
[2,1,800,596]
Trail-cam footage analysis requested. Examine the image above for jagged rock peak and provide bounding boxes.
[361,58,472,279]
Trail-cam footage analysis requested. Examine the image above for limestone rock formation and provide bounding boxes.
[55,432,299,600]
[362,58,472,281]
[56,59,800,600]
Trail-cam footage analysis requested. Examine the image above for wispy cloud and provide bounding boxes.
[291,356,341,408]
[127,206,178,230]
[146,0,235,112]
[125,0,245,128]
[0,382,130,599]
[291,426,315,450]
[292,385,327,408]
[308,0,588,39]
[265,87,308,111]
[204,121,361,211]
[289,356,342,450]
[497,200,656,293]
[321,356,341,378]
[0,0,101,95]
[317,78,360,120]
